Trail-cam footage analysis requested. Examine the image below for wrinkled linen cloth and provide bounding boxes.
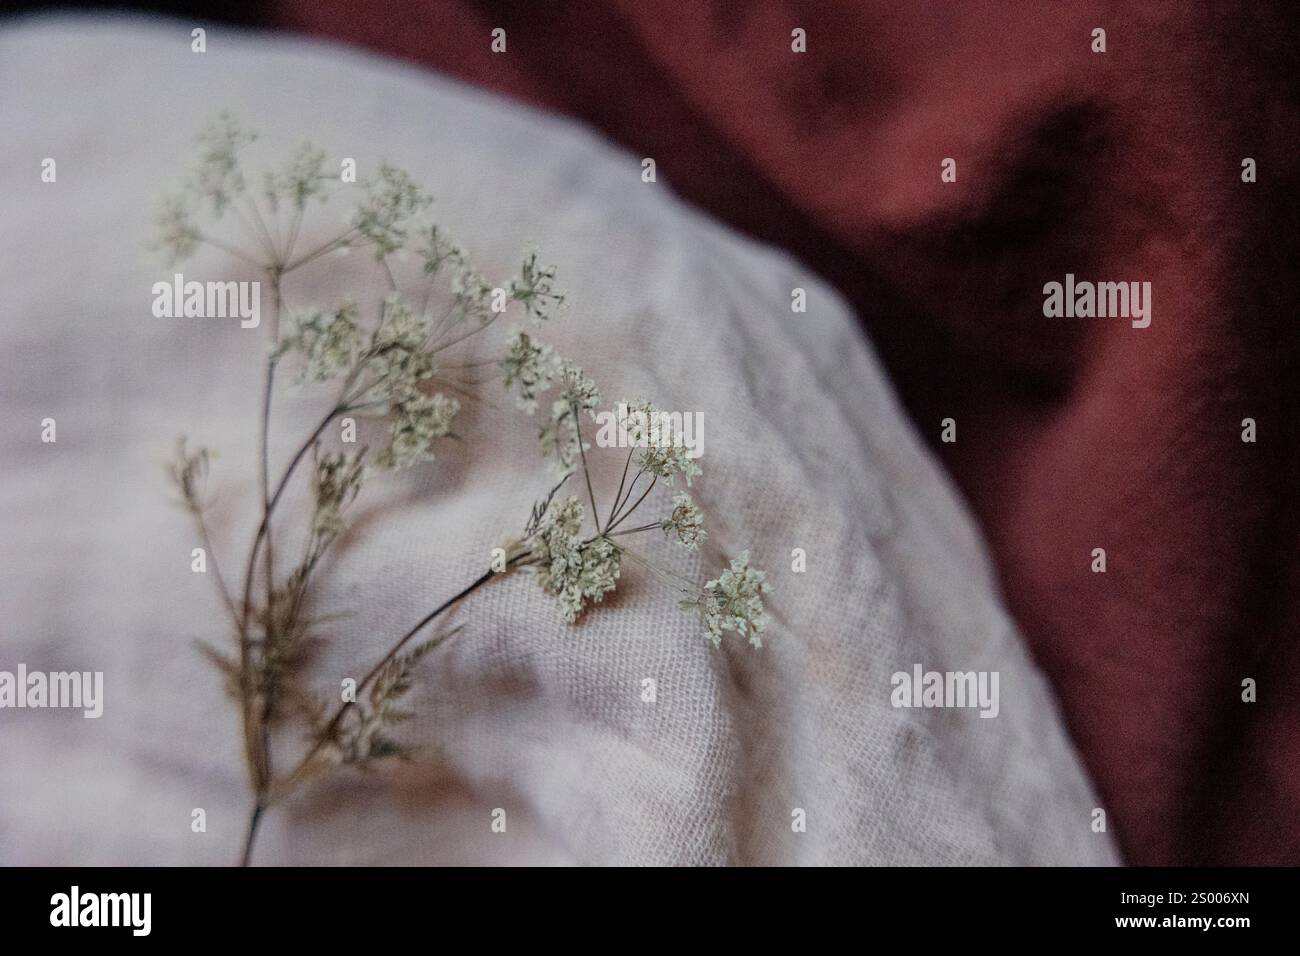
[0,17,1116,865]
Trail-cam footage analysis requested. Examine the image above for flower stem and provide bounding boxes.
[573,403,601,533]
[606,447,635,529]
[240,800,265,867]
[268,556,529,806]
[607,475,656,532]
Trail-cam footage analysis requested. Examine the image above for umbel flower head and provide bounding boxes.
[263,142,328,213]
[538,362,601,474]
[527,496,621,623]
[501,329,556,415]
[685,552,773,648]
[509,248,566,322]
[155,193,201,266]
[620,399,702,486]
[190,111,256,216]
[280,304,361,384]
[376,392,459,470]
[660,493,705,550]
[506,359,769,646]
[352,163,432,258]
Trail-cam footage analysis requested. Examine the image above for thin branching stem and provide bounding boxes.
[283,227,360,273]
[607,474,656,533]
[198,235,266,269]
[573,404,602,533]
[263,557,531,822]
[617,544,698,595]
[194,508,240,629]
[606,447,636,529]
[234,195,280,265]
[284,204,305,266]
[608,523,659,537]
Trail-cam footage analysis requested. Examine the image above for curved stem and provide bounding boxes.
[271,563,512,802]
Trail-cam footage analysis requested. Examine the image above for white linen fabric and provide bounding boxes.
[0,16,1118,865]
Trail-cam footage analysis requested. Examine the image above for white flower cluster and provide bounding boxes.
[622,399,702,486]
[501,329,556,414]
[372,295,429,355]
[660,493,706,550]
[376,392,459,471]
[686,552,772,648]
[352,162,432,257]
[155,193,201,266]
[537,361,602,473]
[191,112,256,216]
[448,266,494,326]
[528,496,621,623]
[557,360,601,415]
[263,142,328,213]
[501,335,601,475]
[420,224,464,276]
[509,249,566,322]
[281,304,360,384]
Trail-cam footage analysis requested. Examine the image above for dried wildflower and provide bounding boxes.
[527,496,621,622]
[448,264,494,326]
[660,493,706,550]
[621,399,701,486]
[167,438,210,512]
[281,303,360,384]
[190,112,256,216]
[352,162,431,257]
[557,361,601,417]
[159,116,770,866]
[311,449,366,539]
[373,348,438,408]
[540,405,581,474]
[155,193,201,265]
[501,329,556,414]
[536,361,601,472]
[373,294,430,352]
[683,552,772,648]
[376,392,459,470]
[420,224,463,275]
[362,296,437,406]
[331,637,437,765]
[263,142,328,213]
[510,249,565,322]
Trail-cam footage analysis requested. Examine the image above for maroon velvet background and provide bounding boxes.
[272,0,1300,865]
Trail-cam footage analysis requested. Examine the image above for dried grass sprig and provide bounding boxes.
[159,115,771,865]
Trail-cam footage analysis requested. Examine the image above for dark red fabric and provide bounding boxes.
[272,0,1300,865]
